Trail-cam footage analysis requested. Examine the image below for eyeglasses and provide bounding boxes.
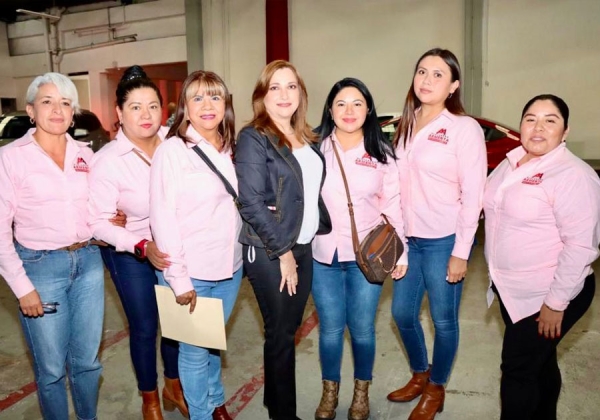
[41,302,59,314]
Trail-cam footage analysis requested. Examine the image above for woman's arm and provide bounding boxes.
[149,142,193,297]
[235,128,293,258]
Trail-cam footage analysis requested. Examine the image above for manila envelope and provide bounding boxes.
[155,285,227,350]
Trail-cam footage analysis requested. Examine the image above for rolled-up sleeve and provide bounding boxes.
[452,119,487,259]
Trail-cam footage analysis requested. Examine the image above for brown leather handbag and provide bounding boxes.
[331,140,404,284]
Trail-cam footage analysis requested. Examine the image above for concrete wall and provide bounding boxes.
[0,22,15,99]
[483,0,600,157]
[289,0,465,125]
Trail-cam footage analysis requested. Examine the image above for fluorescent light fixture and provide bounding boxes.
[16,9,61,21]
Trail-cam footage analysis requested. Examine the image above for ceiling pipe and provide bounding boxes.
[58,36,136,55]
[16,8,60,72]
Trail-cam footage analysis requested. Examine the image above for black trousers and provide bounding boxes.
[495,273,595,420]
[243,243,312,420]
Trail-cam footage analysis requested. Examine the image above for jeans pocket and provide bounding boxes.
[15,244,47,263]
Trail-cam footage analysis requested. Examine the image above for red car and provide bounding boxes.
[379,116,521,171]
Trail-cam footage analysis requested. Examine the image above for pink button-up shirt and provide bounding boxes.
[396,109,487,259]
[484,144,600,323]
[312,133,408,265]
[88,127,167,252]
[0,128,94,298]
[149,126,242,296]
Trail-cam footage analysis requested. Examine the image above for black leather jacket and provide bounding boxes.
[235,126,331,259]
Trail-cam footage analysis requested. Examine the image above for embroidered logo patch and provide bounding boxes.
[355,152,377,168]
[522,173,543,185]
[74,156,89,173]
[427,128,449,144]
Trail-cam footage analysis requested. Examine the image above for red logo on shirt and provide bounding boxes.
[74,156,89,173]
[355,152,377,168]
[427,128,449,144]
[522,173,543,185]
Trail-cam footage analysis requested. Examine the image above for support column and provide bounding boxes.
[463,0,485,116]
[266,0,289,63]
[185,0,204,73]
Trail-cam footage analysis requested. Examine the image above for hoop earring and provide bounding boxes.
[30,118,35,124]
[70,121,75,128]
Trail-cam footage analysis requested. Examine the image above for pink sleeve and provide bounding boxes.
[452,118,487,259]
[380,160,408,265]
[545,170,600,311]
[88,155,144,252]
[149,142,193,296]
[0,151,35,298]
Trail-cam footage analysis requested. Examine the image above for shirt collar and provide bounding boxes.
[114,126,167,156]
[12,127,89,149]
[506,142,567,169]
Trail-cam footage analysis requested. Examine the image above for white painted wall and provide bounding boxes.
[289,0,465,125]
[483,0,600,157]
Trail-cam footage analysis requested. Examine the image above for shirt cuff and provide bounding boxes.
[116,232,146,254]
[543,294,569,312]
[451,242,472,260]
[11,275,36,299]
[396,250,408,266]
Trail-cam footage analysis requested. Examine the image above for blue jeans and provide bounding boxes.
[391,234,463,385]
[15,242,104,420]
[158,269,242,420]
[101,247,179,391]
[312,252,383,382]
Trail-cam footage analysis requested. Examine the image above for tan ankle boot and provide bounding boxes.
[387,366,430,402]
[162,377,189,418]
[142,389,164,420]
[315,380,339,420]
[347,379,370,420]
[408,381,445,420]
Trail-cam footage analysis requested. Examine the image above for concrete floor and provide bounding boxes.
[1,228,599,419]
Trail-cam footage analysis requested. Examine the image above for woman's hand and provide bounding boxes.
[392,264,408,280]
[19,290,44,317]
[146,241,170,270]
[447,256,467,283]
[279,251,298,296]
[537,304,564,339]
[176,290,197,314]
[110,209,127,227]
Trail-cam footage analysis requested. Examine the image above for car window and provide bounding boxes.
[482,125,507,142]
[0,116,34,139]
[381,121,399,143]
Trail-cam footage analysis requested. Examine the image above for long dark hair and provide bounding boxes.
[393,48,466,147]
[317,77,394,164]
[521,94,569,129]
[167,70,236,154]
[116,65,163,109]
[246,60,317,148]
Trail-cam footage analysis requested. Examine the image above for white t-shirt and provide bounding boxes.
[292,144,323,244]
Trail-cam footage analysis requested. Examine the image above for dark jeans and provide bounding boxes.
[495,273,595,420]
[101,247,179,392]
[243,243,312,420]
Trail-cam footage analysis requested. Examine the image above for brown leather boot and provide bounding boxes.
[315,380,339,420]
[162,377,189,418]
[408,381,445,420]
[212,404,233,420]
[386,366,431,402]
[347,379,370,420]
[142,389,164,420]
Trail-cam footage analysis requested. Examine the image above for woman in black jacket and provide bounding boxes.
[235,60,331,420]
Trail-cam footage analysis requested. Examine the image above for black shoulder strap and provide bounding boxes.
[191,145,240,209]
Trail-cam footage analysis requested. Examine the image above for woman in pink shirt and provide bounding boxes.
[387,48,487,419]
[484,94,600,419]
[311,78,408,420]
[0,73,105,419]
[88,66,185,420]
[149,70,241,420]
